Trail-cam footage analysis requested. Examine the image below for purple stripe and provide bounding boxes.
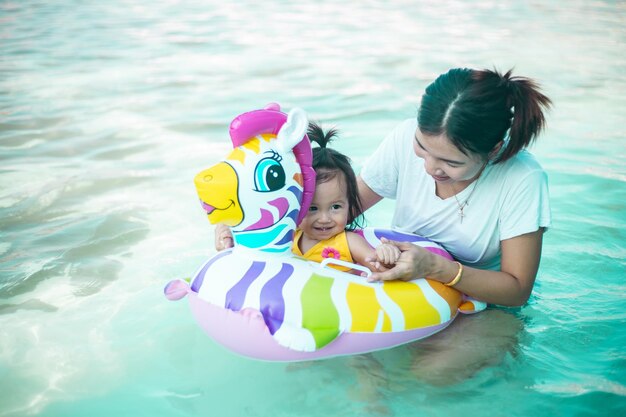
[190,250,232,292]
[259,263,294,334]
[286,208,299,223]
[374,229,430,243]
[287,185,302,201]
[275,229,294,246]
[225,261,266,311]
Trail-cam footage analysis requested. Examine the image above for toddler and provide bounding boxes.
[293,122,399,273]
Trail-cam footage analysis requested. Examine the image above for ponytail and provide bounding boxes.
[498,69,552,163]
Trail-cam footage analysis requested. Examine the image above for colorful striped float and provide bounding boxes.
[164,104,485,361]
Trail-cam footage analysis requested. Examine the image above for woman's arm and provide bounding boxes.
[368,229,545,307]
[357,176,383,212]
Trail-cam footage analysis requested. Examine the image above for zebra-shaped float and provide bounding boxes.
[164,103,485,361]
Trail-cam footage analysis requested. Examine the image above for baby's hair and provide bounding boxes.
[307,121,364,231]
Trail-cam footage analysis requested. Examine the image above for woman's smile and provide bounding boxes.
[431,174,451,182]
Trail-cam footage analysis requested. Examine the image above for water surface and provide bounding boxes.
[1,1,625,416]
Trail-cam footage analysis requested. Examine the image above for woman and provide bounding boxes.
[359,67,552,306]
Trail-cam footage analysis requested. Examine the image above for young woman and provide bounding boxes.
[359,67,552,306]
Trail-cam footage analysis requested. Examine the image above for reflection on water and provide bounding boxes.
[405,310,524,385]
[1,196,150,299]
[0,298,58,315]
[284,310,526,415]
[1,0,625,416]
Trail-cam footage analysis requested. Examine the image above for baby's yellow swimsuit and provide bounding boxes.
[292,229,353,272]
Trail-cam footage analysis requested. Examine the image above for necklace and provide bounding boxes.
[451,164,487,223]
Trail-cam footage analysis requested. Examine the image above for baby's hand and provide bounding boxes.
[215,223,234,251]
[373,242,401,268]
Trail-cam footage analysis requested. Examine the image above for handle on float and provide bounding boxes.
[320,258,372,279]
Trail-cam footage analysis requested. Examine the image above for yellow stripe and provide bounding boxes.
[260,133,275,142]
[382,281,441,329]
[346,283,391,332]
[381,308,392,332]
[242,138,261,154]
[228,148,246,164]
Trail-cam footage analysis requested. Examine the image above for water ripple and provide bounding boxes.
[1,1,625,416]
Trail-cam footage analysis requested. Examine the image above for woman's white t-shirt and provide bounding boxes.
[360,118,551,271]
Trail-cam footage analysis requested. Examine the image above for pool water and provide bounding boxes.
[1,1,625,416]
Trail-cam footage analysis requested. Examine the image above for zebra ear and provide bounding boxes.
[277,108,308,153]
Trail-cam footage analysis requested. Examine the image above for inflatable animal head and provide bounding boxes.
[194,104,315,253]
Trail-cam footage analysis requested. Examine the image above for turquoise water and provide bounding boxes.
[1,0,625,416]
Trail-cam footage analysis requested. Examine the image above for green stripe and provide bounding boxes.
[300,274,340,349]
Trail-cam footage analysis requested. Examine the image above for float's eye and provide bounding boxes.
[254,154,285,192]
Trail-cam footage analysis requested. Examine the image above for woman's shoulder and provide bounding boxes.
[366,118,417,166]
[513,150,545,169]
[394,118,418,138]
[491,150,546,179]
[483,151,548,198]
[398,117,417,129]
[382,118,417,144]
[385,118,418,154]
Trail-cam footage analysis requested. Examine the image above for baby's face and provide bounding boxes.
[299,175,349,242]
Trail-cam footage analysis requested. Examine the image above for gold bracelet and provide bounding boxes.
[444,262,463,287]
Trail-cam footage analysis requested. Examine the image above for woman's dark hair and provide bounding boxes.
[418,68,552,163]
[307,122,364,230]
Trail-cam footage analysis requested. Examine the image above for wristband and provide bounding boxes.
[444,262,463,287]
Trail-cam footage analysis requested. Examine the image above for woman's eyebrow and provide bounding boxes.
[414,134,465,165]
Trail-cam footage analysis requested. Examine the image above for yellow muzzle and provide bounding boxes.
[194,162,243,226]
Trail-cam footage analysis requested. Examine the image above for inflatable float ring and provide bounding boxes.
[164,104,485,361]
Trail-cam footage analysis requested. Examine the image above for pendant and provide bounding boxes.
[458,208,465,223]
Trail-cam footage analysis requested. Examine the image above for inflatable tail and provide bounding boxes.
[458,295,487,314]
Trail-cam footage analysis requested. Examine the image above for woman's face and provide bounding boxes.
[413,129,486,185]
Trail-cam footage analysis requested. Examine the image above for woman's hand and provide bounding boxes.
[215,223,234,251]
[365,231,545,306]
[366,239,437,282]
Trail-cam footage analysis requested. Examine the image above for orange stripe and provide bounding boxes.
[426,280,462,318]
[293,172,303,187]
